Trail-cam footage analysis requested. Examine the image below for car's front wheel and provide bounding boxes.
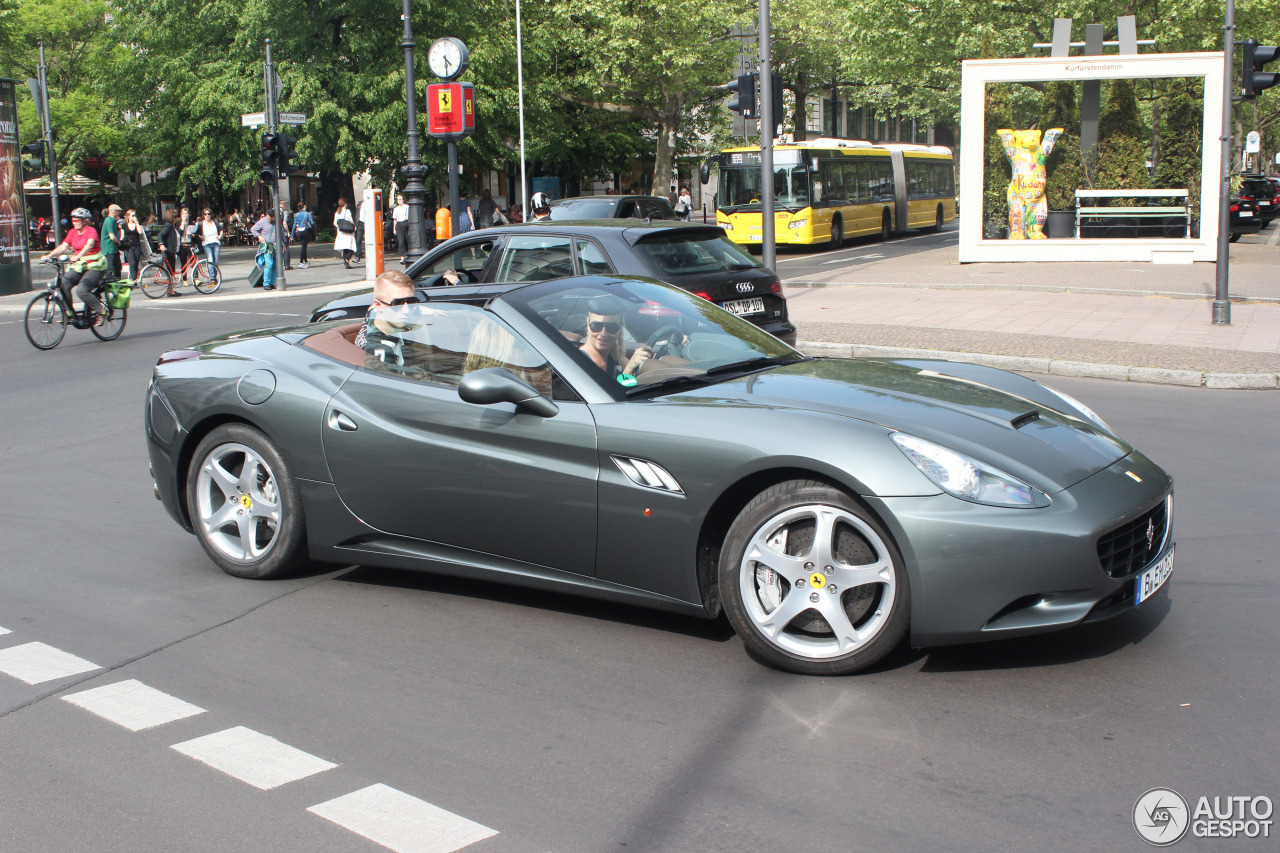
[186,424,309,579]
[720,480,909,675]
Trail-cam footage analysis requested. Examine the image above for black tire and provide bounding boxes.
[186,424,309,579]
[829,216,843,250]
[139,264,171,299]
[1229,231,1241,243]
[879,210,892,242]
[719,479,910,675]
[24,293,66,350]
[192,259,222,294]
[90,303,127,341]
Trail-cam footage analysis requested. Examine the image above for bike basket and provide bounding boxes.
[146,251,165,264]
[105,282,132,310]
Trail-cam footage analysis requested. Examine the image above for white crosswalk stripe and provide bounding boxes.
[0,642,100,684]
[309,783,497,853]
[171,726,337,790]
[63,679,207,731]
[0,625,10,635]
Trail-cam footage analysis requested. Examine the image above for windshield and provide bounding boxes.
[501,277,802,399]
[634,231,762,276]
[720,166,811,212]
[549,199,617,219]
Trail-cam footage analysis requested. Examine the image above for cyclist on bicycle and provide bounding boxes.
[41,207,108,325]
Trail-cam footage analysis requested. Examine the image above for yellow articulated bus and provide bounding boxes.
[706,139,956,249]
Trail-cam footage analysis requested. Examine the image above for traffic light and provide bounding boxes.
[727,73,757,118]
[277,134,300,176]
[21,140,45,175]
[1242,39,1280,100]
[260,132,280,183]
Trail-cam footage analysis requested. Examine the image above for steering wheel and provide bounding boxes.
[646,324,685,359]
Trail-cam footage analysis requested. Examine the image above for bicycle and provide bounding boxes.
[137,246,221,299]
[25,257,131,350]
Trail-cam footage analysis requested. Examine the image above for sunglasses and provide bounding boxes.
[588,321,621,334]
[374,295,421,307]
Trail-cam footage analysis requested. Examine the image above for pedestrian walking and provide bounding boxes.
[278,201,293,269]
[292,201,315,268]
[392,194,409,258]
[675,187,693,221]
[198,208,222,267]
[157,209,183,297]
[476,191,498,229]
[119,209,147,278]
[250,210,277,290]
[354,196,366,261]
[456,192,476,234]
[333,198,357,268]
[101,204,123,278]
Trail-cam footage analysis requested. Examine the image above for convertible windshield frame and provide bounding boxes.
[496,276,801,402]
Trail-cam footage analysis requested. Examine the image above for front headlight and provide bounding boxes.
[788,219,808,229]
[891,433,1042,507]
[1041,385,1113,434]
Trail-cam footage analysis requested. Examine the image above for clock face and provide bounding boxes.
[428,38,467,80]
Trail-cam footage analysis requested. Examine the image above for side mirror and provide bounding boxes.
[458,367,558,418]
[700,157,714,185]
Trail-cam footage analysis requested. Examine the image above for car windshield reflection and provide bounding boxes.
[502,277,803,397]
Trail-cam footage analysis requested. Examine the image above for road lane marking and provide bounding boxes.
[63,679,207,731]
[822,253,884,264]
[0,625,9,634]
[309,783,497,853]
[0,642,100,684]
[171,726,338,790]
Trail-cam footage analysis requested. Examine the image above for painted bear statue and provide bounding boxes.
[996,127,1063,239]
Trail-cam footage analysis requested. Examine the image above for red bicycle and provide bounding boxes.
[137,249,222,298]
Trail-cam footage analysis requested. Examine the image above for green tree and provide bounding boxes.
[1094,79,1149,190]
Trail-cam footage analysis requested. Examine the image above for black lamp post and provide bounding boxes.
[400,0,428,264]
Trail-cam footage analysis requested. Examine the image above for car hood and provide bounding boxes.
[671,358,1131,492]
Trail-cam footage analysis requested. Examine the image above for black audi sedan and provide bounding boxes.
[549,195,679,221]
[310,220,796,345]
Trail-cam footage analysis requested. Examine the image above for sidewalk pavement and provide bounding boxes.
[5,236,1279,389]
[783,233,1280,390]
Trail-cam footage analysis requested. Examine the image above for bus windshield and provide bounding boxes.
[719,165,811,213]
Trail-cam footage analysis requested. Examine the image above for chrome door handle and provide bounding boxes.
[327,411,358,431]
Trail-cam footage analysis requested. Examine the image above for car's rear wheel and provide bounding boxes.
[187,424,308,579]
[1229,231,1241,243]
[720,480,909,675]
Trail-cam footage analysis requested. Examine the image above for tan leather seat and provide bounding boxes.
[301,321,366,367]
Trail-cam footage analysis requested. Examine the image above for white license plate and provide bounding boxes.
[1135,546,1174,605]
[1239,211,1254,217]
[723,297,765,316]
[1258,200,1271,206]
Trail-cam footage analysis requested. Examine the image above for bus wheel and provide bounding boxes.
[929,206,943,232]
[829,217,843,250]
[880,211,891,242]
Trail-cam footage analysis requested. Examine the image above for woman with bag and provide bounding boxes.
[293,201,315,268]
[250,210,277,290]
[333,198,357,268]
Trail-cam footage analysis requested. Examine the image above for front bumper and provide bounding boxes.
[868,450,1174,648]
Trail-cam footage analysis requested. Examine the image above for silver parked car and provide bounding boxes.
[147,276,1174,675]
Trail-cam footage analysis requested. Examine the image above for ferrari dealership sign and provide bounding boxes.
[427,82,474,140]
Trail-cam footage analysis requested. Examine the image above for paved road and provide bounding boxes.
[1,294,1276,851]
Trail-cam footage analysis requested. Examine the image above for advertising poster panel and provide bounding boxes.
[0,79,31,295]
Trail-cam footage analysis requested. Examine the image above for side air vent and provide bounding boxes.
[612,456,684,495]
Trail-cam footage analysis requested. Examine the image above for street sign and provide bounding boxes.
[241,112,266,127]
[1246,131,1261,153]
[426,83,474,140]
[279,112,307,125]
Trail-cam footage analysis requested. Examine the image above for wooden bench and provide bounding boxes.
[1075,189,1190,238]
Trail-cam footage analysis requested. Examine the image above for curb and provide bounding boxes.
[783,280,1280,304]
[797,340,1280,391]
[0,279,371,313]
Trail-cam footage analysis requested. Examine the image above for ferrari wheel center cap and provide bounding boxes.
[809,571,827,589]
[240,494,253,510]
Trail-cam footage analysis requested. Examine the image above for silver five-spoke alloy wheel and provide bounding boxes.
[739,503,896,660]
[194,441,282,564]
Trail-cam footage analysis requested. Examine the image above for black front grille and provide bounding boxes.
[1097,500,1168,578]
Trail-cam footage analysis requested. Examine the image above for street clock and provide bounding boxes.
[428,37,469,81]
